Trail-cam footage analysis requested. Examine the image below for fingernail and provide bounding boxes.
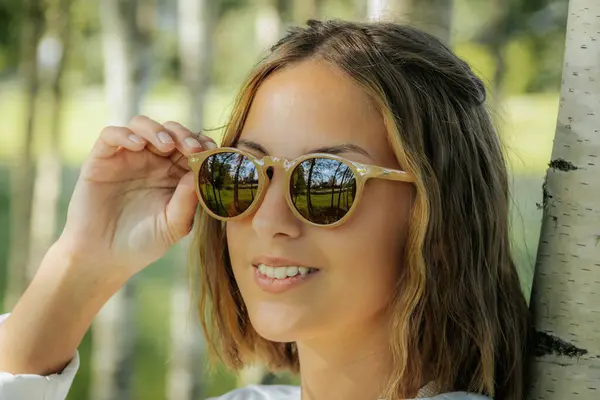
[128,134,144,144]
[157,131,174,144]
[204,141,217,150]
[185,137,203,149]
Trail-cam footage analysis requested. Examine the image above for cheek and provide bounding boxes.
[345,181,411,263]
[324,183,412,311]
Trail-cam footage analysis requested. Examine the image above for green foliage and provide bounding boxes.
[216,0,248,18]
[503,37,537,95]
[0,0,24,72]
[454,41,496,87]
[0,0,569,95]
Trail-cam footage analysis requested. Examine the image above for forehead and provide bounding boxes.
[239,59,397,166]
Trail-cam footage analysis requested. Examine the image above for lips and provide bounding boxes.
[251,255,316,269]
[250,255,320,294]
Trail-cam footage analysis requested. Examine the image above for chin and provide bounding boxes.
[246,301,317,343]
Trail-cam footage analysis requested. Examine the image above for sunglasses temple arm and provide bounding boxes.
[369,168,415,183]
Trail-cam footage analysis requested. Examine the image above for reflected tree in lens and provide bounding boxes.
[292,158,356,224]
[199,152,258,217]
[306,159,316,216]
[292,163,306,203]
[233,155,244,210]
[329,161,344,209]
[230,154,258,214]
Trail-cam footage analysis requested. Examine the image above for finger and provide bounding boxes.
[161,122,201,171]
[128,115,176,156]
[164,171,199,241]
[199,136,218,150]
[162,121,205,155]
[196,133,218,150]
[163,121,218,150]
[91,126,147,158]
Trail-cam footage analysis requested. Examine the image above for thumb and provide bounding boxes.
[165,171,199,240]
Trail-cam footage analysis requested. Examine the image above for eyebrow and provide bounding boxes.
[236,139,372,159]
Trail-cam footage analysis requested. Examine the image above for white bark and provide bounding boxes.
[90,283,136,400]
[255,0,281,54]
[366,0,410,22]
[91,1,145,399]
[27,152,61,279]
[167,240,204,400]
[4,0,44,311]
[27,0,72,281]
[101,0,141,125]
[177,0,212,132]
[366,0,453,45]
[165,1,212,398]
[528,1,600,398]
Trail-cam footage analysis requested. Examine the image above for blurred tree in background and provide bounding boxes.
[0,0,573,399]
[91,2,151,399]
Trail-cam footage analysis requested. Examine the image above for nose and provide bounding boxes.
[252,167,302,240]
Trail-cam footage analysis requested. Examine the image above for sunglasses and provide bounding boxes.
[188,147,415,227]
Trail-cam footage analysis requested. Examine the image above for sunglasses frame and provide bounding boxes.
[188,147,415,228]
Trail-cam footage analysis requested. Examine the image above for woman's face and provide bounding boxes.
[226,59,413,342]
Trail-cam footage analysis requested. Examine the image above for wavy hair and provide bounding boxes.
[191,19,530,400]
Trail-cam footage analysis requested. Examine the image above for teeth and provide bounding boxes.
[274,268,287,279]
[298,267,310,275]
[257,264,314,279]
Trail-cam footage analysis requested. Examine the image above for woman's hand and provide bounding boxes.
[60,116,216,278]
[0,116,216,377]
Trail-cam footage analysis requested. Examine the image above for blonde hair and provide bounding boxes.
[192,19,530,400]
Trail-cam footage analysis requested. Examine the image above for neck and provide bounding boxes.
[296,314,412,400]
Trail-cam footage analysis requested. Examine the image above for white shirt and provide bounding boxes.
[0,314,490,400]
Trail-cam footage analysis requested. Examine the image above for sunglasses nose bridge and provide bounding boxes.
[260,156,289,167]
[259,156,294,176]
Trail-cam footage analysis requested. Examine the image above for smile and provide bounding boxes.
[252,264,320,294]
[256,264,318,279]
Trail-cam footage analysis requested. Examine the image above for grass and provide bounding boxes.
[0,82,559,398]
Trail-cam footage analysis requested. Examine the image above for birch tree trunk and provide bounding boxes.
[91,1,148,399]
[366,0,453,45]
[528,1,600,398]
[366,0,409,21]
[255,0,281,54]
[166,1,213,398]
[4,0,45,311]
[176,0,212,132]
[27,0,73,281]
[167,240,204,400]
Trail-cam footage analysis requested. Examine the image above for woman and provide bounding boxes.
[0,20,530,400]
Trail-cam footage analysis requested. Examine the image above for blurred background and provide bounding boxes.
[0,0,568,399]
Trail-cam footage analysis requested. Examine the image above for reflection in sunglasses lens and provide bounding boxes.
[291,158,356,225]
[199,152,259,217]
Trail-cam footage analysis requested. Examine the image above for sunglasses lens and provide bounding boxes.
[291,158,357,225]
[198,152,259,217]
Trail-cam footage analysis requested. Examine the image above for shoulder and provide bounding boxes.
[428,393,490,400]
[206,385,300,400]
